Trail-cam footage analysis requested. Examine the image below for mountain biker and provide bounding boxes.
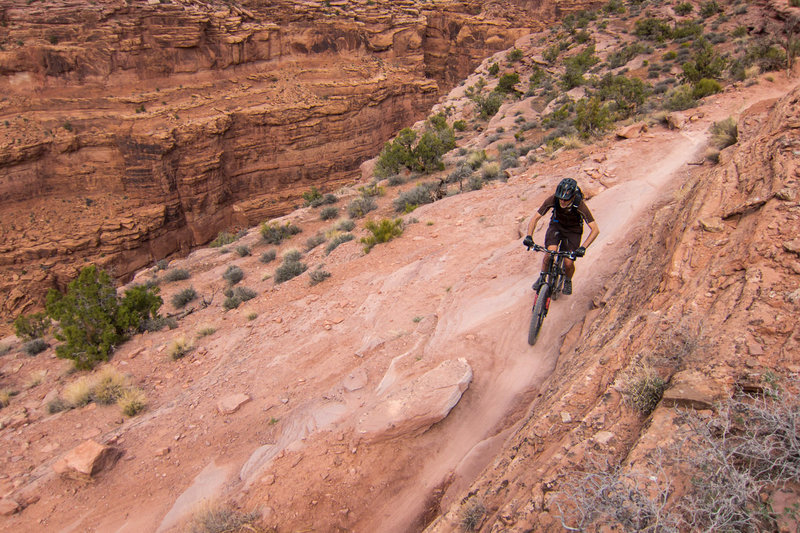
[522,178,599,295]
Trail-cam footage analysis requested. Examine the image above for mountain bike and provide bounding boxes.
[526,243,580,345]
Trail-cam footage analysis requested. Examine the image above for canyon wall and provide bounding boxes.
[0,0,596,327]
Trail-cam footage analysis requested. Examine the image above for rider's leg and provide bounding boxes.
[564,257,575,278]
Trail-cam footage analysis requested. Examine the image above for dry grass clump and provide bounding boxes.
[459,497,486,532]
[187,503,264,533]
[63,375,94,407]
[0,390,11,409]
[118,387,147,416]
[169,336,193,360]
[197,325,217,338]
[92,366,130,404]
[620,362,665,416]
[709,117,738,149]
[25,369,48,389]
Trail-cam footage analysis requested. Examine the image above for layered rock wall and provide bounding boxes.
[0,0,591,326]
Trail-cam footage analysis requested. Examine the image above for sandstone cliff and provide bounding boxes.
[1,0,584,328]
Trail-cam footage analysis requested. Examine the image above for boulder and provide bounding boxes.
[699,217,725,233]
[53,440,121,480]
[217,393,251,415]
[783,239,800,255]
[356,358,473,442]
[0,498,20,516]
[661,370,725,410]
[615,122,647,139]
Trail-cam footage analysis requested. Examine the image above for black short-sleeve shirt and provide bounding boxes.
[537,195,595,233]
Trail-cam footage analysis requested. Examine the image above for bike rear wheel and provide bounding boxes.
[528,284,550,346]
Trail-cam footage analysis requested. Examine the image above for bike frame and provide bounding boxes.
[526,242,578,345]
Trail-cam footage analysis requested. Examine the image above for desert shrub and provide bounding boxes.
[168,336,192,360]
[481,161,501,180]
[487,62,499,76]
[663,84,697,110]
[335,219,356,232]
[507,48,523,62]
[302,186,323,207]
[320,206,338,220]
[155,259,169,271]
[222,265,244,285]
[460,497,487,531]
[235,245,250,257]
[594,74,650,119]
[682,39,727,83]
[621,363,665,415]
[92,366,129,405]
[209,232,236,247]
[47,397,69,413]
[375,114,455,176]
[232,286,256,301]
[358,183,385,198]
[223,296,241,310]
[197,326,216,337]
[672,21,703,41]
[662,50,678,61]
[574,97,612,138]
[161,269,190,282]
[375,128,417,178]
[274,254,308,283]
[259,250,277,263]
[466,150,487,170]
[308,267,331,286]
[23,338,49,356]
[387,174,408,186]
[14,311,51,341]
[45,265,161,370]
[606,43,648,69]
[710,117,738,149]
[674,2,693,15]
[562,45,599,89]
[187,505,262,533]
[283,249,302,262]
[305,232,326,251]
[691,78,722,99]
[361,218,403,252]
[453,120,467,131]
[325,233,355,254]
[467,175,483,191]
[496,73,520,94]
[543,44,560,63]
[393,182,440,212]
[745,43,786,73]
[699,0,722,17]
[322,193,337,205]
[171,287,197,308]
[118,387,146,416]
[142,315,177,332]
[634,17,673,41]
[260,221,301,244]
[347,196,377,219]
[473,91,504,119]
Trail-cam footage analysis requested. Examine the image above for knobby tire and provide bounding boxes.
[528,284,550,346]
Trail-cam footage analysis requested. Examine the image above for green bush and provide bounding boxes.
[45,265,162,370]
[634,17,673,41]
[325,233,355,254]
[302,186,323,207]
[347,196,377,219]
[473,91,504,119]
[574,97,612,138]
[232,286,257,301]
[374,128,417,178]
[674,2,693,15]
[320,206,338,220]
[561,45,600,89]
[335,219,356,232]
[543,44,560,64]
[235,245,250,257]
[488,62,500,76]
[507,48,523,62]
[681,39,727,83]
[672,21,704,41]
[496,73,520,94]
[260,221,301,244]
[746,43,786,73]
[209,232,237,248]
[161,269,190,282]
[594,74,650,119]
[664,84,697,110]
[222,265,244,285]
[361,218,404,253]
[692,78,722,99]
[393,182,439,212]
[453,120,467,131]
[699,0,722,17]
[171,287,197,308]
[13,311,51,341]
[606,43,650,69]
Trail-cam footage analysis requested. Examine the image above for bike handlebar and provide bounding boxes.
[527,243,580,259]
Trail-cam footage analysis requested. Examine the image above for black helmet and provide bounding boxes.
[555,178,578,201]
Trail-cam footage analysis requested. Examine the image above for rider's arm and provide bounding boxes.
[582,220,599,248]
[526,212,543,237]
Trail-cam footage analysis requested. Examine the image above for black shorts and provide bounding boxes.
[544,223,582,251]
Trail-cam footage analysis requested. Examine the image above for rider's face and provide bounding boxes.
[558,197,573,208]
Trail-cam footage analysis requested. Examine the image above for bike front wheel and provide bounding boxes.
[528,284,550,346]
